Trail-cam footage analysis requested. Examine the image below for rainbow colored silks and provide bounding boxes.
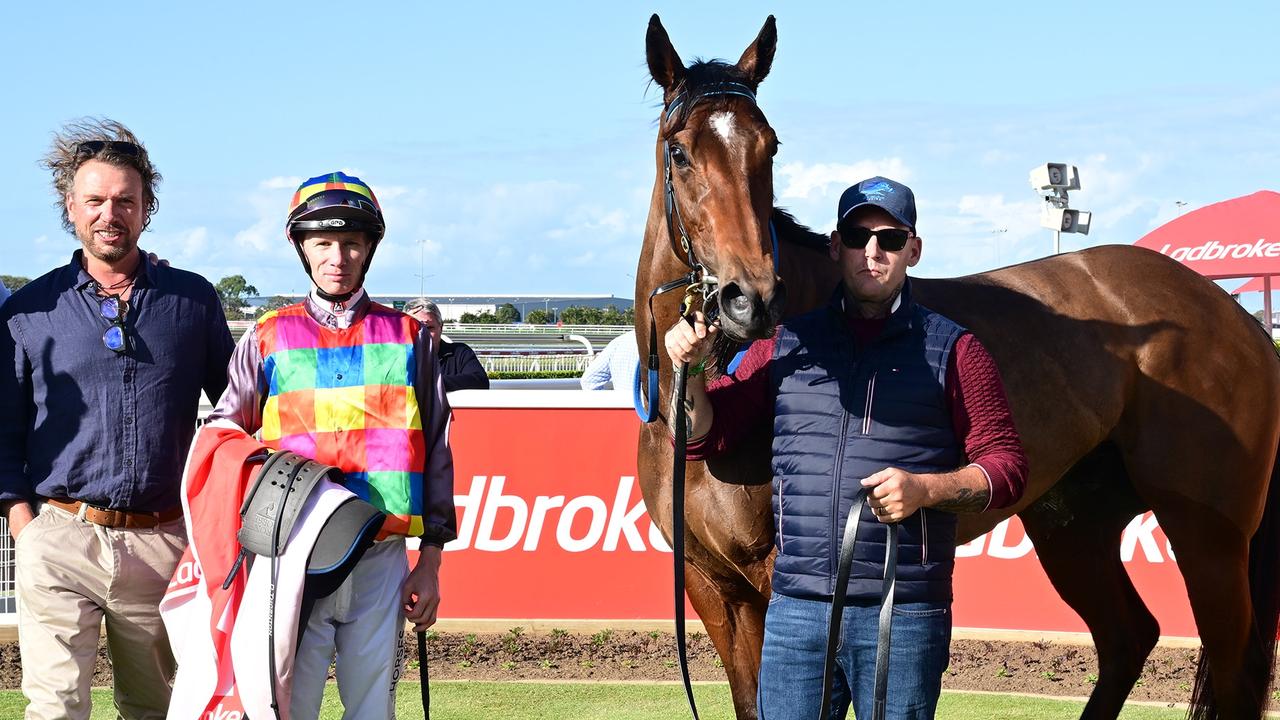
[257,302,426,537]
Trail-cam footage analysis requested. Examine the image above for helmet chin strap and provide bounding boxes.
[314,285,358,304]
[292,240,379,306]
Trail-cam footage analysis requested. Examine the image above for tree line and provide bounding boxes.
[6,273,633,326]
[459,303,633,325]
[212,275,632,325]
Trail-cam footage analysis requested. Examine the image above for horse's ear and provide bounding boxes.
[736,15,777,88]
[646,14,685,98]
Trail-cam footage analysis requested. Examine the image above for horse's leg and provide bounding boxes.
[685,560,768,720]
[1139,486,1263,719]
[1019,444,1159,720]
[1117,422,1277,719]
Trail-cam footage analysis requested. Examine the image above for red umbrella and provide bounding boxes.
[1135,190,1280,280]
[1231,277,1269,294]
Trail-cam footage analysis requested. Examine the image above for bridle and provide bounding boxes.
[634,80,776,424]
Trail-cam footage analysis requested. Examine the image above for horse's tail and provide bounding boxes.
[1189,435,1280,720]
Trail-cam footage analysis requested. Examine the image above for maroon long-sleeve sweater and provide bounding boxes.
[687,317,1028,510]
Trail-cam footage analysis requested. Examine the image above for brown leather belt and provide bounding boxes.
[44,498,183,529]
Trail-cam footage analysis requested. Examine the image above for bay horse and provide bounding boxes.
[633,14,1280,720]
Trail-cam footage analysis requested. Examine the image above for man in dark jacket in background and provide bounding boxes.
[406,297,490,391]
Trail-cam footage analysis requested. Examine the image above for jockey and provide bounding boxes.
[209,171,455,718]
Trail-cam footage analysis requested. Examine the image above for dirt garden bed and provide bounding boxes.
[4,629,1274,709]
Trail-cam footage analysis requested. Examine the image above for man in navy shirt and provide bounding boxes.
[0,119,233,719]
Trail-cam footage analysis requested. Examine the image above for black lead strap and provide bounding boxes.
[818,495,899,720]
[672,360,700,720]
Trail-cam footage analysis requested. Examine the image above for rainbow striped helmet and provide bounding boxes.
[286,171,385,244]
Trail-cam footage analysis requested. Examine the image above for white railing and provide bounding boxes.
[0,517,14,623]
[481,354,592,373]
[226,320,628,343]
[443,324,630,336]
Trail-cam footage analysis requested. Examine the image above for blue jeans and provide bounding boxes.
[757,592,952,720]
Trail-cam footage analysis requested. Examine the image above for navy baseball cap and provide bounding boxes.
[837,176,917,232]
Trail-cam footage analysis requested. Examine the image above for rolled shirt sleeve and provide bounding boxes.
[207,327,267,434]
[946,333,1028,510]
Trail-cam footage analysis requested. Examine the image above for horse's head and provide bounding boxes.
[645,15,783,342]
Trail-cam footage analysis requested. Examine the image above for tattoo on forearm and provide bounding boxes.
[932,486,990,513]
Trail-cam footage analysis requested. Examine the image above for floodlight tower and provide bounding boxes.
[1030,163,1091,254]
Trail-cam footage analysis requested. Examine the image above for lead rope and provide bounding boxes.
[672,357,700,720]
[817,495,899,720]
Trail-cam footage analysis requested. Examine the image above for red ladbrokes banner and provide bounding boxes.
[433,400,1196,638]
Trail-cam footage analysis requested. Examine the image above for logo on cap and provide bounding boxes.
[859,180,895,202]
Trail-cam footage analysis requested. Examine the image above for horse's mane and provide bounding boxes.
[770,207,829,253]
[661,59,756,137]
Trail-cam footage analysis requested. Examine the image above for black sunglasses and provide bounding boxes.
[99,296,129,354]
[837,225,914,252]
[75,140,141,158]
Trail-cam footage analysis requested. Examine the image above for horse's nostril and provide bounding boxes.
[729,295,752,315]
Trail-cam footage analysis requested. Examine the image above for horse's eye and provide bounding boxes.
[669,145,691,169]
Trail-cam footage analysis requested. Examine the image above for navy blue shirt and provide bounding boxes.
[0,250,234,511]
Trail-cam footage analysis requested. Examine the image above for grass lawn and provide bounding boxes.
[0,682,1188,719]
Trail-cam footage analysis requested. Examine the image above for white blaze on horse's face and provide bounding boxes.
[710,111,735,143]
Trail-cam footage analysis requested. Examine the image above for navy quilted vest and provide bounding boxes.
[770,280,965,603]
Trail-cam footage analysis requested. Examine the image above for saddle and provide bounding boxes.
[236,449,385,595]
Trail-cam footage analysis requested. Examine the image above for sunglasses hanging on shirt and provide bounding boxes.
[99,295,129,354]
[837,225,913,252]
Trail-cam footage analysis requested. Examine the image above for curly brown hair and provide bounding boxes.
[41,118,162,233]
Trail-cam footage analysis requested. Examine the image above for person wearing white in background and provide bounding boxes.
[580,329,640,392]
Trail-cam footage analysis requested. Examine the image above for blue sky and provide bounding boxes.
[4,1,1278,304]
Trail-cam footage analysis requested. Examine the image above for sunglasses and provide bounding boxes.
[75,140,141,158]
[837,225,914,252]
[99,296,129,354]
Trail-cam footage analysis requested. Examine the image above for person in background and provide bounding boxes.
[580,328,639,392]
[0,279,9,306]
[0,118,234,719]
[405,297,490,391]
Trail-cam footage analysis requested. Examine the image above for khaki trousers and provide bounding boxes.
[16,503,186,720]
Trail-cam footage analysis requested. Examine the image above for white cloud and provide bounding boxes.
[778,158,911,201]
[261,176,302,190]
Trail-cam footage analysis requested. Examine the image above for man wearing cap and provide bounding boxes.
[0,119,234,719]
[404,298,490,391]
[209,171,454,718]
[665,176,1028,719]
